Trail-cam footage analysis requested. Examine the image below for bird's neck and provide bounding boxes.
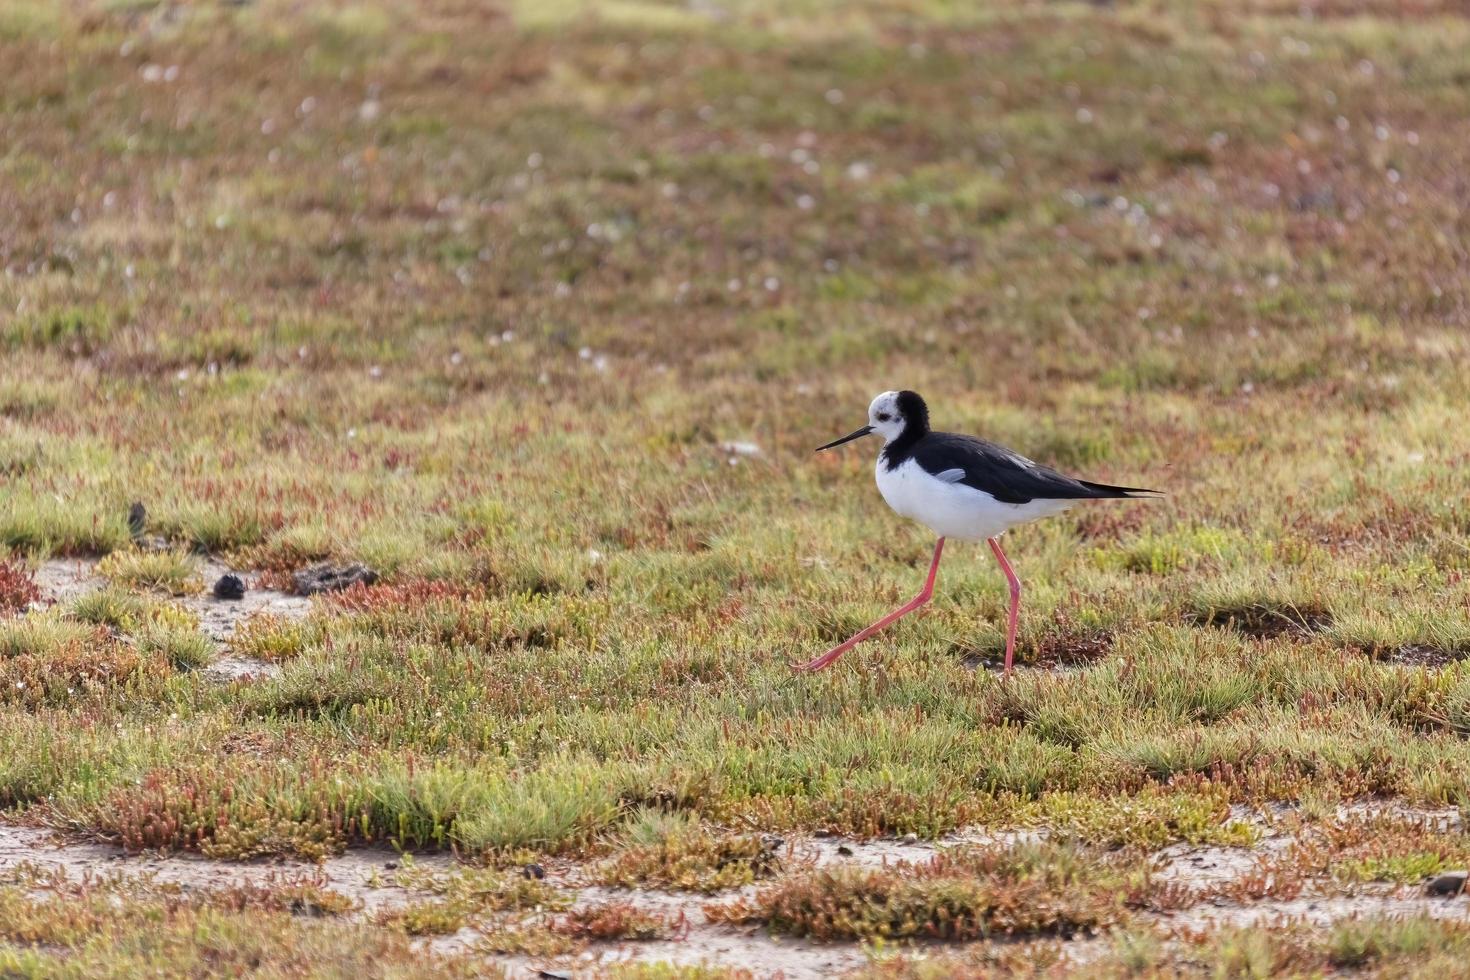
[879,424,926,469]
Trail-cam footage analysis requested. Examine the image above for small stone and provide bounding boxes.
[212,574,246,601]
[384,861,397,870]
[901,833,920,844]
[127,502,147,540]
[520,863,546,880]
[1426,871,1468,897]
[813,828,835,838]
[291,562,379,596]
[537,971,572,980]
[836,845,854,857]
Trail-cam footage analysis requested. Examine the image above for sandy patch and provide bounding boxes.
[31,556,308,681]
[0,823,447,913]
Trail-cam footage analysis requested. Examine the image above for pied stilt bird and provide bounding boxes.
[798,390,1157,675]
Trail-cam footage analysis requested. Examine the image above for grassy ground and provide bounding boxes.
[3,0,1470,974]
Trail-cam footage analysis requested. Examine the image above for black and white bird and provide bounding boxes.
[798,390,1157,675]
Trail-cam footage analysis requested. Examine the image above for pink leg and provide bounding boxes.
[793,538,945,672]
[988,538,1021,675]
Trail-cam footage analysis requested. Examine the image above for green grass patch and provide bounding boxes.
[96,550,203,597]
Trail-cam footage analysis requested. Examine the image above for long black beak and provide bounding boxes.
[815,425,873,452]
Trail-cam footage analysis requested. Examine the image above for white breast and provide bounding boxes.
[874,457,1075,541]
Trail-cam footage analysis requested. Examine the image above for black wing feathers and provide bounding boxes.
[909,432,1156,504]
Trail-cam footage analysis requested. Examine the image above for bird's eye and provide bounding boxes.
[876,413,891,422]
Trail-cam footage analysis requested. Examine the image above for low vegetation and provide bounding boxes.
[95,550,202,597]
[0,867,478,978]
[593,808,785,892]
[863,915,1470,977]
[552,901,684,942]
[0,560,39,615]
[708,840,1169,941]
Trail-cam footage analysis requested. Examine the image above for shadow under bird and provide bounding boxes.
[798,390,1159,675]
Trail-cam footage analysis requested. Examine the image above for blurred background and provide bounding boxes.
[2,0,1467,574]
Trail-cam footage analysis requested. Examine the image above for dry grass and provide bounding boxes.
[592,809,785,891]
[0,866,481,978]
[552,901,685,941]
[706,840,1173,941]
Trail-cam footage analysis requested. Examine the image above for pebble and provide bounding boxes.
[212,574,246,601]
[1426,871,1468,897]
[291,562,379,596]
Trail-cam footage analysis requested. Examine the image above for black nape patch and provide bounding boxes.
[894,390,929,434]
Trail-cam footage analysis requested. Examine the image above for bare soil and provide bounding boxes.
[8,814,1463,977]
[32,557,309,681]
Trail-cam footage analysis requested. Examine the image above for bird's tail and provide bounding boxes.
[1077,480,1162,499]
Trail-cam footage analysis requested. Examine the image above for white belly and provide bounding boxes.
[875,457,1075,541]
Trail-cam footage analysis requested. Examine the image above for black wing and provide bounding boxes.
[910,432,1157,504]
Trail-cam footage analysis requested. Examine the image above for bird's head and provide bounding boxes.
[816,390,929,451]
